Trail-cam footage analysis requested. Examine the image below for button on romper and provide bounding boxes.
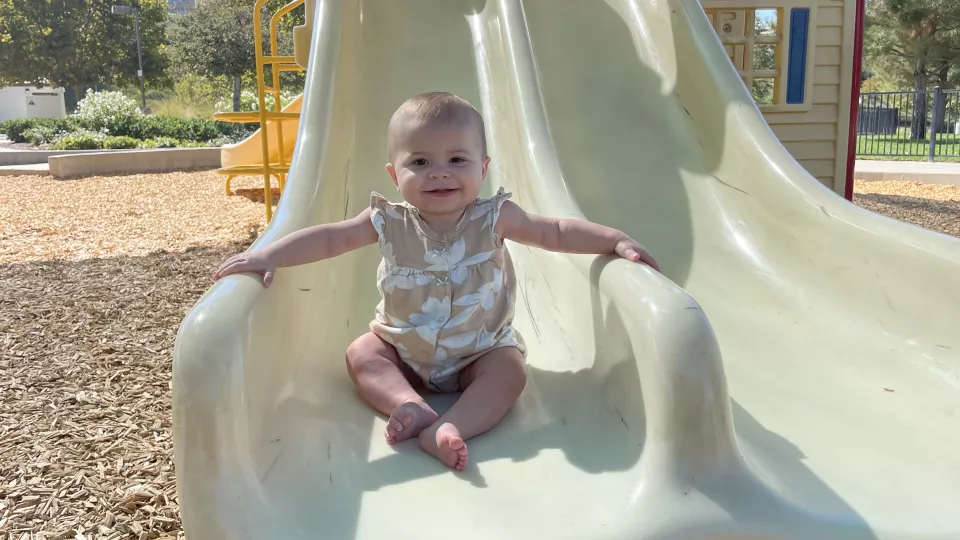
[368,187,526,393]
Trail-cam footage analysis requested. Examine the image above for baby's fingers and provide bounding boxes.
[617,243,661,272]
[214,257,255,280]
[632,249,661,272]
[639,252,661,272]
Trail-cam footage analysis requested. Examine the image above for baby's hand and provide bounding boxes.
[214,250,279,287]
[614,237,661,272]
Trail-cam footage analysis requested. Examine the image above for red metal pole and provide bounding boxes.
[844,0,866,201]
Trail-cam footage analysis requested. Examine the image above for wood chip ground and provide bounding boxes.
[1,171,269,539]
[1,172,957,539]
[853,179,960,238]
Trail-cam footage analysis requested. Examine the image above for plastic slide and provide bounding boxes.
[219,94,302,172]
[173,0,960,538]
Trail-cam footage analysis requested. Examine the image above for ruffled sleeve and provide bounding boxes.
[370,191,390,244]
[488,187,513,247]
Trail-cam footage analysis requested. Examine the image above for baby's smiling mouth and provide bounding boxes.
[424,188,459,197]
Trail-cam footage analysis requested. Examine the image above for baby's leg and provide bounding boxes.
[418,347,526,470]
[345,332,439,444]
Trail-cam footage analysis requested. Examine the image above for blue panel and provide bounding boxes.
[786,8,810,104]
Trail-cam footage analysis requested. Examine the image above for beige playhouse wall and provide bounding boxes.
[700,0,856,195]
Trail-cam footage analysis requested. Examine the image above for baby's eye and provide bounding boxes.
[411,158,428,166]
[450,156,466,164]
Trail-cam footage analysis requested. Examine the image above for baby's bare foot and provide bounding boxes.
[385,400,440,444]
[419,422,468,471]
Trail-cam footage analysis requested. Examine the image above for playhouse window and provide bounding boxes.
[703,7,788,107]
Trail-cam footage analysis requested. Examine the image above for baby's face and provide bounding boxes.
[386,120,489,218]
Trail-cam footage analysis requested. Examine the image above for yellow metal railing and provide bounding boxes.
[213,0,306,223]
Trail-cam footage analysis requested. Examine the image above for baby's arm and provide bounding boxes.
[496,201,660,271]
[214,208,378,286]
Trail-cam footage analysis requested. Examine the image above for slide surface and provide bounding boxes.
[173,1,960,538]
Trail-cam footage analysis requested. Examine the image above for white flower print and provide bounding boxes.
[436,326,497,355]
[475,326,498,352]
[434,347,448,362]
[382,269,431,293]
[408,296,451,343]
[451,265,469,285]
[381,241,396,266]
[444,303,478,329]
[377,327,413,358]
[424,237,466,271]
[470,203,494,231]
[386,205,404,220]
[438,331,479,349]
[425,237,494,284]
[453,251,495,284]
[371,211,386,238]
[453,268,503,311]
[393,341,411,360]
[386,312,412,328]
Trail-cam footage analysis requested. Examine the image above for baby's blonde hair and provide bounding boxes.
[387,92,487,159]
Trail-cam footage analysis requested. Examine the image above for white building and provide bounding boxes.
[0,86,67,122]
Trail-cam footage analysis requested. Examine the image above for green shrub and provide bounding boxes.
[205,135,235,147]
[1,111,255,145]
[121,115,253,142]
[23,125,61,146]
[155,137,179,148]
[139,137,179,148]
[177,140,208,148]
[0,119,34,142]
[0,118,77,143]
[215,88,298,113]
[52,128,108,150]
[103,136,140,149]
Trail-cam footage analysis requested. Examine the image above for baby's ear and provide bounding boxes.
[481,156,491,179]
[385,162,399,188]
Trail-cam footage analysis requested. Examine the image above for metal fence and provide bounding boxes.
[856,88,960,161]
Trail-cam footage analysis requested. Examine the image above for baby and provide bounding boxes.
[214,92,659,471]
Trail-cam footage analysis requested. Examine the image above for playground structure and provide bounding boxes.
[220,0,867,224]
[212,0,307,221]
[175,0,960,539]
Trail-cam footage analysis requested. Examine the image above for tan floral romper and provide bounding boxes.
[368,187,526,393]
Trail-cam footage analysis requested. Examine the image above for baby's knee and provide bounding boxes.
[497,349,527,390]
[344,337,374,375]
[344,333,400,374]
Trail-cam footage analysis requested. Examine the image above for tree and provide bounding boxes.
[865,0,960,139]
[0,0,168,103]
[169,0,303,112]
[751,12,778,105]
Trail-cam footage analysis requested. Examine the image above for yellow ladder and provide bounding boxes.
[213,0,306,223]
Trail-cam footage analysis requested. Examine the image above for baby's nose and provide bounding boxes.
[429,168,451,179]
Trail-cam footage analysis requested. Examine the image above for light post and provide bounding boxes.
[111,5,146,112]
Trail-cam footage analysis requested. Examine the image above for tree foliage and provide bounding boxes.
[167,0,303,111]
[751,11,777,105]
[864,0,960,138]
[0,0,168,98]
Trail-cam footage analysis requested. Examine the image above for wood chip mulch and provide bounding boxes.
[0,171,956,539]
[1,171,268,539]
[853,179,960,238]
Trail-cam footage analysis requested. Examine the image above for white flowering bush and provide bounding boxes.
[73,90,143,132]
[215,89,297,112]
